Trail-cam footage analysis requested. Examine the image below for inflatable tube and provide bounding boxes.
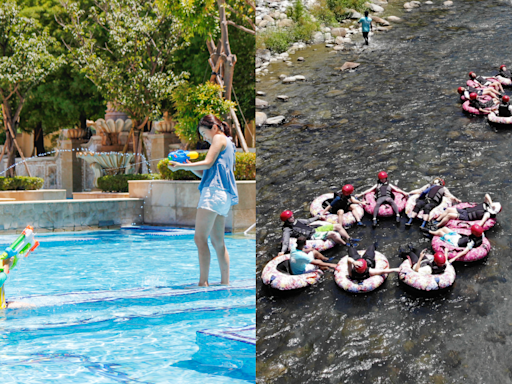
[460,94,491,102]
[334,251,389,293]
[405,193,454,221]
[462,100,496,115]
[467,80,482,88]
[431,228,491,262]
[289,236,336,252]
[363,191,406,217]
[444,202,497,231]
[495,75,512,86]
[310,193,364,226]
[488,111,512,129]
[261,254,323,290]
[398,259,456,292]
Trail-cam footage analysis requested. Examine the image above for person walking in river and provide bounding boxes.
[358,11,373,46]
[168,114,238,287]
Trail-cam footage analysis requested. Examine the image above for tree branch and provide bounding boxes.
[225,3,256,30]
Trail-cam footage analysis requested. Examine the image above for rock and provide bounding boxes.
[372,16,390,25]
[256,98,269,109]
[325,43,334,48]
[371,0,388,4]
[333,45,344,51]
[331,28,347,37]
[425,0,433,3]
[337,61,360,71]
[278,19,294,27]
[324,32,332,40]
[258,20,269,28]
[335,36,345,45]
[297,57,304,61]
[280,52,290,60]
[256,91,266,96]
[287,49,296,55]
[366,2,384,12]
[387,15,402,22]
[325,38,335,44]
[410,0,421,6]
[297,42,306,49]
[323,27,331,32]
[444,0,453,5]
[312,32,324,43]
[286,62,293,67]
[346,9,362,19]
[266,116,285,125]
[342,37,353,44]
[279,74,287,80]
[325,89,344,97]
[263,15,274,22]
[282,76,297,83]
[277,95,289,101]
[270,11,280,19]
[376,26,392,31]
[295,75,306,81]
[280,13,287,19]
[257,49,271,62]
[256,112,267,126]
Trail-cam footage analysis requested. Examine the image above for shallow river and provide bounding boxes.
[256,0,512,382]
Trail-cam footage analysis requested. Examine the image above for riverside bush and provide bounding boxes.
[0,176,44,190]
[97,174,160,192]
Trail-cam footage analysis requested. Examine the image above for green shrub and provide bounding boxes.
[258,29,292,53]
[326,0,367,21]
[287,0,306,22]
[311,0,339,25]
[157,152,256,181]
[291,20,319,42]
[97,174,160,192]
[0,176,44,190]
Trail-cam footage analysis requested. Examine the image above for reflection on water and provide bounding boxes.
[256,0,512,382]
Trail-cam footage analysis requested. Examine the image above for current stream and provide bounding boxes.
[256,0,512,382]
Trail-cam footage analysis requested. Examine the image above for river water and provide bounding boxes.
[256,0,512,383]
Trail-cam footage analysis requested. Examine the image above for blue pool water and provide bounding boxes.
[0,229,255,383]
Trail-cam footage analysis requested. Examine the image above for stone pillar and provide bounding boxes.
[148,133,180,173]
[60,139,85,198]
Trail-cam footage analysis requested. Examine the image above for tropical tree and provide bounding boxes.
[0,1,64,175]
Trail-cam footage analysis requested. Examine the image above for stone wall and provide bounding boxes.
[1,153,62,189]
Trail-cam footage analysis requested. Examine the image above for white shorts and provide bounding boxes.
[197,187,232,217]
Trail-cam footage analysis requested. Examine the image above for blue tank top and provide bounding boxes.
[198,138,239,205]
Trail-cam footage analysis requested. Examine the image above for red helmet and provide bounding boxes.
[342,184,354,196]
[433,177,445,186]
[469,92,478,100]
[280,210,293,222]
[433,251,446,266]
[378,171,388,180]
[457,87,465,95]
[503,95,510,103]
[471,224,483,237]
[500,65,506,70]
[354,259,367,273]
[469,71,476,79]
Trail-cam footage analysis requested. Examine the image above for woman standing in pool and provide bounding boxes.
[168,114,238,286]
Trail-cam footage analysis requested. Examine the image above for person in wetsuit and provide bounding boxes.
[398,246,466,275]
[468,92,498,114]
[346,242,400,280]
[278,210,358,256]
[434,194,501,229]
[406,177,461,228]
[457,86,500,102]
[321,184,367,227]
[497,95,512,117]
[356,171,409,227]
[497,64,512,79]
[421,224,485,259]
[469,71,504,93]
[290,236,338,274]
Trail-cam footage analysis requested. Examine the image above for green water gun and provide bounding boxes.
[0,225,39,274]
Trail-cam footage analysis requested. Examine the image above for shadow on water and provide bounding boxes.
[256,0,512,382]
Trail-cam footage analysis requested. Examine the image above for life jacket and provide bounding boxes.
[283,219,315,239]
[499,69,512,79]
[457,234,483,248]
[425,185,444,204]
[499,102,512,117]
[331,194,351,212]
[376,181,392,199]
[470,98,494,109]
[464,203,495,221]
[475,76,490,85]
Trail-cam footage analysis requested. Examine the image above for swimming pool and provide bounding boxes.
[0,229,255,383]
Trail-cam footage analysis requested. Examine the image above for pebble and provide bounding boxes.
[266,116,286,125]
[297,57,304,61]
[277,95,290,101]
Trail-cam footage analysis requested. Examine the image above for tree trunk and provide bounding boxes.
[5,130,16,177]
[34,122,45,156]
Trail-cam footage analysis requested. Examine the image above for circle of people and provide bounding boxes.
[458,65,512,120]
[275,172,501,292]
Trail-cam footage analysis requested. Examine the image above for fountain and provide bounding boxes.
[76,152,136,188]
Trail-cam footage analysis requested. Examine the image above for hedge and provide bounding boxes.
[97,174,160,192]
[157,152,256,181]
[0,176,44,190]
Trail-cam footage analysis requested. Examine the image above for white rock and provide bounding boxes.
[280,52,290,59]
[335,36,345,45]
[278,19,294,27]
[410,0,421,6]
[444,0,453,5]
[256,112,267,126]
[331,28,347,37]
[270,58,278,63]
[425,1,433,3]
[324,27,331,32]
[256,98,269,109]
[286,62,293,67]
[297,43,306,49]
[258,20,269,28]
[266,116,285,125]
[280,13,287,19]
[343,37,353,43]
[279,74,287,80]
[324,32,332,40]
[277,95,289,101]
[282,76,297,83]
[312,32,324,43]
[295,75,306,81]
[333,45,344,51]
[387,15,402,22]
[325,44,334,48]
[263,15,274,22]
[366,2,385,12]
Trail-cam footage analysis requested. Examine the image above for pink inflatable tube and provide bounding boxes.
[445,202,497,231]
[289,236,336,253]
[334,251,389,293]
[466,79,500,89]
[462,100,494,115]
[309,193,364,226]
[488,111,512,127]
[405,193,453,220]
[261,254,323,290]
[496,75,512,86]
[460,94,491,102]
[398,259,456,291]
[431,228,491,262]
[363,191,406,217]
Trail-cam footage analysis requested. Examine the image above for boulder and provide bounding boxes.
[258,20,269,28]
[256,91,266,96]
[410,0,421,6]
[324,32,332,40]
[256,98,269,109]
[366,2,384,12]
[372,16,390,25]
[325,43,334,48]
[297,57,305,61]
[295,75,306,81]
[347,9,362,19]
[331,27,347,37]
[280,13,287,19]
[263,15,275,22]
[256,112,267,126]
[387,15,402,22]
[279,74,287,79]
[333,45,344,51]
[444,0,453,5]
[277,95,289,101]
[282,76,297,83]
[266,116,286,125]
[278,19,294,27]
[336,61,360,71]
[335,36,345,45]
[312,32,324,43]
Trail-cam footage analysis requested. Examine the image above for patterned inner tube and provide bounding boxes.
[310,193,364,226]
[289,236,336,252]
[445,202,497,231]
[488,111,512,126]
[334,251,389,293]
[495,75,512,86]
[431,228,491,262]
[398,259,456,291]
[261,254,323,291]
[363,191,406,217]
[462,100,491,115]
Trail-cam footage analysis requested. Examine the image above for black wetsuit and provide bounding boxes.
[498,102,512,117]
[399,246,445,275]
[373,181,399,219]
[456,203,496,221]
[413,185,445,214]
[329,194,352,213]
[469,98,495,110]
[457,234,483,248]
[348,244,376,280]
